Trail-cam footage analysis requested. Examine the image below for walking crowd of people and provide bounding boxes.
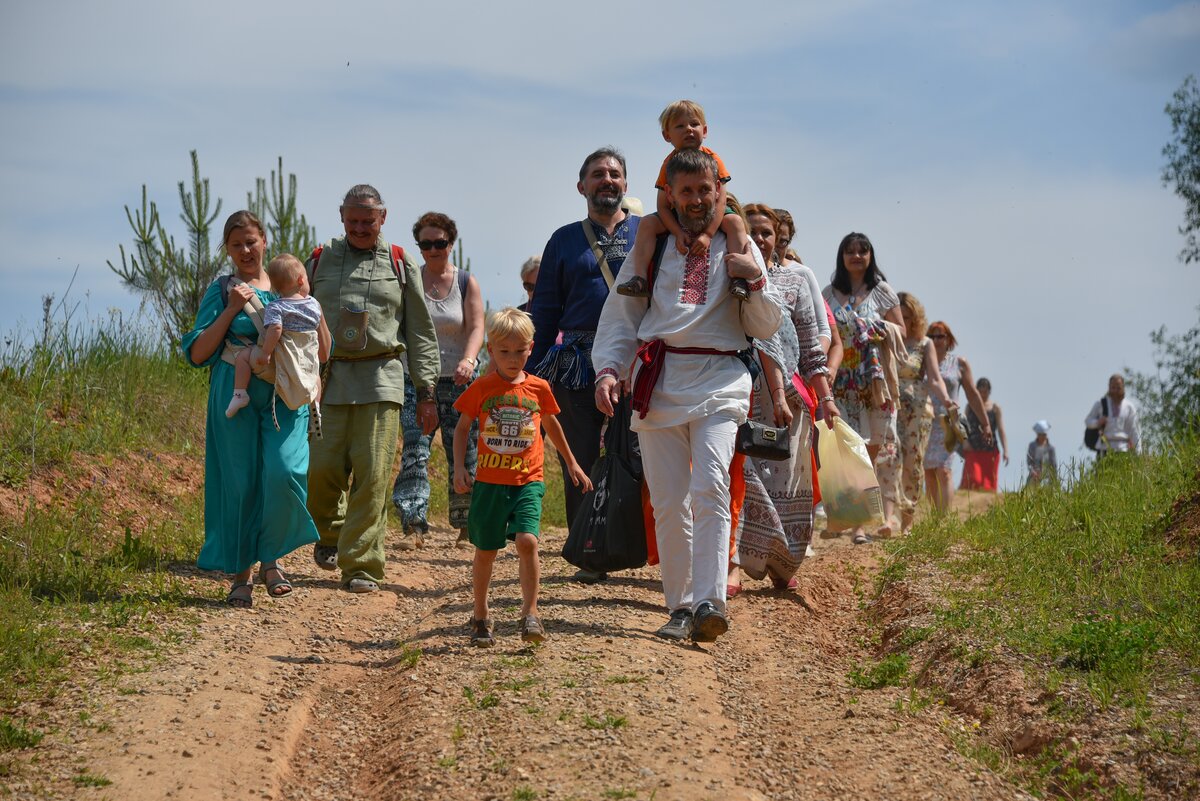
[183,99,1138,643]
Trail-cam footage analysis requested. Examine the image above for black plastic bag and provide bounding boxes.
[561,399,647,572]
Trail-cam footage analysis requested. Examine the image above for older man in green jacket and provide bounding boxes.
[306,184,440,592]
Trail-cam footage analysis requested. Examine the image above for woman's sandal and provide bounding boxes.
[226,581,254,608]
[258,565,293,598]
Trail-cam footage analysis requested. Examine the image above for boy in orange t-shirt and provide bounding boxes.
[453,308,592,647]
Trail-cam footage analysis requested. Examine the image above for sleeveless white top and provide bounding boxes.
[426,267,471,379]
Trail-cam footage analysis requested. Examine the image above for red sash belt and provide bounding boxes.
[630,340,740,419]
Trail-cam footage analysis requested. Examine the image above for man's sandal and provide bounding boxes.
[226,581,254,608]
[258,565,293,597]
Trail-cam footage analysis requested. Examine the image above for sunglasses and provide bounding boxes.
[844,246,871,256]
[929,333,947,339]
[523,281,537,292]
[417,238,451,251]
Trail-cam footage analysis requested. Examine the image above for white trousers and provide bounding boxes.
[639,414,738,616]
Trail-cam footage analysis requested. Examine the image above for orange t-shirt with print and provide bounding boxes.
[453,372,560,486]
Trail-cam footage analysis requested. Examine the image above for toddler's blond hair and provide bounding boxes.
[266,254,305,289]
[658,99,707,133]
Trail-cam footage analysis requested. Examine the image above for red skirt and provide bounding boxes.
[960,450,1000,491]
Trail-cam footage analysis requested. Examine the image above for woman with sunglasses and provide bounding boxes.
[392,211,485,548]
[821,232,906,543]
[922,320,991,513]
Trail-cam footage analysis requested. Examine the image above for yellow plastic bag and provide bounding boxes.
[816,417,884,531]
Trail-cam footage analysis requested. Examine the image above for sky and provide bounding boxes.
[1,0,1198,490]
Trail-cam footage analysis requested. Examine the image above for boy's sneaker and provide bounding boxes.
[470,618,495,648]
[519,615,547,644]
[691,601,729,643]
[616,275,650,297]
[655,608,693,641]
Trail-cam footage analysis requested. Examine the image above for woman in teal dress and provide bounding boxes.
[181,210,320,607]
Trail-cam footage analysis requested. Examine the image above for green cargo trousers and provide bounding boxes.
[307,401,401,584]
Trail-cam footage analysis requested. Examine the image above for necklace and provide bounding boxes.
[424,267,452,300]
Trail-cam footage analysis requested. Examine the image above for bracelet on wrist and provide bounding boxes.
[819,395,835,404]
[462,356,477,367]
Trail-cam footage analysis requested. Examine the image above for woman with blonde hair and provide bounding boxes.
[922,320,992,512]
[895,292,955,532]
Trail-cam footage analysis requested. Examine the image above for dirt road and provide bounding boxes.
[12,503,1027,801]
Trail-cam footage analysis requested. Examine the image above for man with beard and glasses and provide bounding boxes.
[593,149,783,643]
[529,147,641,583]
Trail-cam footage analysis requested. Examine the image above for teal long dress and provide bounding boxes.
[181,280,319,574]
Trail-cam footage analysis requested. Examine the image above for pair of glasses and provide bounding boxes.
[522,281,537,292]
[929,333,947,339]
[417,238,451,251]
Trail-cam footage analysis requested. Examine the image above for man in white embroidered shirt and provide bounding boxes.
[592,149,783,643]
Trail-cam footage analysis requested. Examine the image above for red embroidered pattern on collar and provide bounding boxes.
[680,247,710,305]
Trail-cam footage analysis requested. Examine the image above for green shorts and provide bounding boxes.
[467,480,546,551]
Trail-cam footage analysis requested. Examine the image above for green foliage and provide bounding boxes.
[246,156,317,261]
[582,712,627,730]
[0,307,208,711]
[885,433,1200,705]
[0,302,205,485]
[0,717,43,752]
[848,654,911,689]
[1163,74,1200,264]
[107,151,225,348]
[1056,614,1160,679]
[1126,306,1200,442]
[71,773,112,788]
[109,150,315,348]
[462,685,499,710]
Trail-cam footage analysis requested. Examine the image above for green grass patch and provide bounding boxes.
[882,436,1200,705]
[848,653,910,690]
[394,645,422,670]
[71,772,112,788]
[0,310,210,711]
[463,685,499,710]
[0,717,43,751]
[583,711,627,730]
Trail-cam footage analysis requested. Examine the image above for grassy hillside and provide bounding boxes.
[870,439,1200,798]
